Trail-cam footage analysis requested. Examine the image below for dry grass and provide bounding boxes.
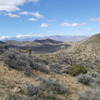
[0,58,90,100]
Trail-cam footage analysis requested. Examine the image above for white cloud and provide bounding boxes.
[0,0,40,12]
[0,34,33,40]
[0,33,51,40]
[28,18,38,22]
[30,12,44,19]
[40,23,49,27]
[0,36,10,40]
[90,18,100,22]
[60,22,86,27]
[19,11,44,19]
[15,33,51,38]
[19,11,29,15]
[5,13,20,18]
[16,34,34,39]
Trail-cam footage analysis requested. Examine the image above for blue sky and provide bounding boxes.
[0,0,100,39]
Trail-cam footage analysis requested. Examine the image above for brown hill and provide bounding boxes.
[73,33,100,56]
[34,38,63,44]
[54,34,100,71]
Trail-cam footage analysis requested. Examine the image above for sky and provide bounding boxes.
[0,0,100,39]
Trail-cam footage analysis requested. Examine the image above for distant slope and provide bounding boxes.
[5,39,71,53]
[49,35,88,42]
[73,34,100,56]
[0,41,5,44]
[55,34,100,70]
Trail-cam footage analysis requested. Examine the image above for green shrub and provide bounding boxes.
[67,65,87,76]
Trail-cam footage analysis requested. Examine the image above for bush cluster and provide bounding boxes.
[77,72,100,88]
[50,63,71,74]
[4,49,31,70]
[22,83,42,96]
[4,49,50,75]
[79,89,100,100]
[21,78,69,100]
[31,62,49,73]
[6,94,29,100]
[67,65,87,76]
[39,78,69,94]
[77,74,94,85]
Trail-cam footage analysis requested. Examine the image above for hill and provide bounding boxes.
[5,39,71,53]
[34,38,63,44]
[54,34,100,71]
[73,33,100,56]
[0,34,100,100]
[0,41,5,44]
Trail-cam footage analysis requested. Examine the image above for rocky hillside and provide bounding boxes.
[0,58,89,100]
[0,34,100,100]
[73,34,100,56]
[54,34,100,71]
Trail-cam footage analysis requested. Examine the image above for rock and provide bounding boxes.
[12,87,21,93]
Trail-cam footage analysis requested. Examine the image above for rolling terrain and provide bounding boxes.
[0,39,71,53]
[0,34,100,100]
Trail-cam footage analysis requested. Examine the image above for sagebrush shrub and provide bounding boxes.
[78,72,100,89]
[31,62,50,73]
[79,89,100,100]
[46,95,63,100]
[77,74,94,85]
[39,78,69,94]
[92,74,100,89]
[22,83,41,96]
[6,94,29,100]
[4,48,32,70]
[50,63,63,74]
[4,48,50,74]
[30,96,44,100]
[22,80,67,100]
[23,67,33,76]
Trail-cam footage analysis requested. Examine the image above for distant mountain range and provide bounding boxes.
[48,35,88,42]
[1,35,89,42]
